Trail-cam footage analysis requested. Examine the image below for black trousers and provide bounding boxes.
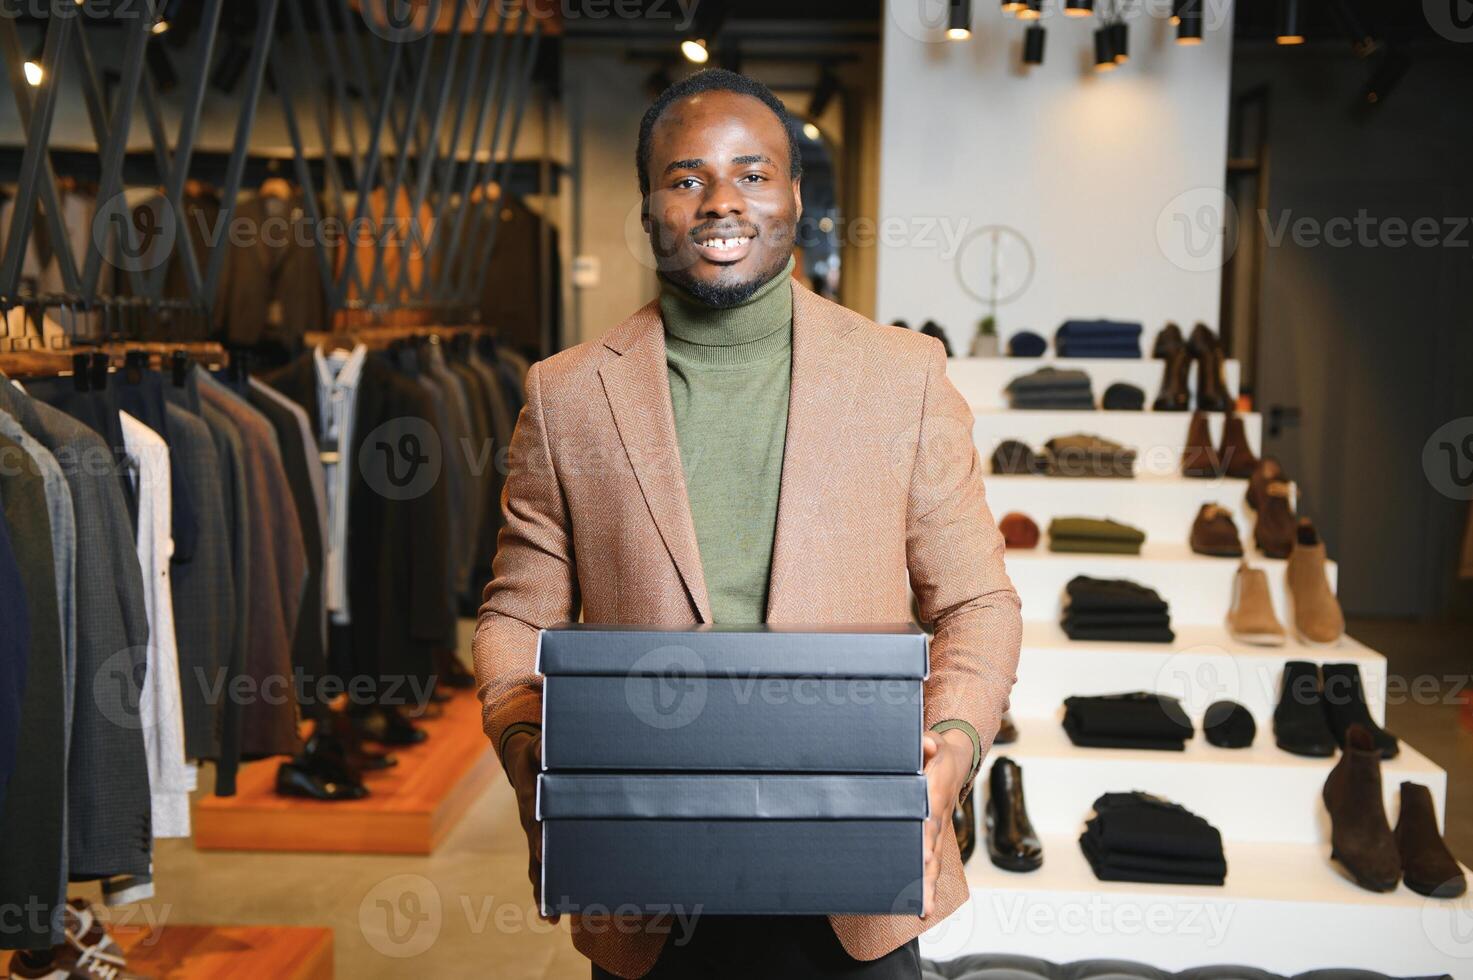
[591,916,921,979]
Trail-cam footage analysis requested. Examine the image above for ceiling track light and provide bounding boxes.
[1176,0,1204,44]
[947,0,973,39]
[1170,0,1184,25]
[1018,0,1044,21]
[1276,0,1304,45]
[809,67,841,121]
[22,38,43,87]
[680,38,709,64]
[683,0,725,65]
[1002,0,1025,13]
[1022,23,1046,63]
[1065,0,1094,17]
[1109,21,1129,62]
[1094,26,1117,69]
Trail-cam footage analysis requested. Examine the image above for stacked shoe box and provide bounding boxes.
[536,625,930,916]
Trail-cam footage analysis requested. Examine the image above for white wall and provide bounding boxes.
[876,0,1235,347]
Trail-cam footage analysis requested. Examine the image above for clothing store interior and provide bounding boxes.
[0,0,1470,978]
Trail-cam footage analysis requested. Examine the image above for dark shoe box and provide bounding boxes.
[538,773,928,916]
[536,625,928,773]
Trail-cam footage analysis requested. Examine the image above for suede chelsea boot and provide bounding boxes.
[1321,662,1399,759]
[1245,457,1286,512]
[1323,724,1402,893]
[1218,413,1259,479]
[1396,781,1467,899]
[1227,562,1286,646]
[1287,518,1345,647]
[1153,345,1192,412]
[1254,481,1297,558]
[1182,412,1223,478]
[1273,661,1338,757]
[1152,322,1184,358]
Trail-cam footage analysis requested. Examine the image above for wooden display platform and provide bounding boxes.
[194,691,496,854]
[1,925,333,980]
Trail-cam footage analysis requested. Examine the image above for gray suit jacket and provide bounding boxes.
[0,381,152,883]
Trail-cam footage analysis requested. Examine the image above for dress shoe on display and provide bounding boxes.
[1181,412,1223,478]
[276,759,369,801]
[1322,724,1402,893]
[1286,518,1345,647]
[954,783,978,865]
[984,757,1044,873]
[1272,661,1338,757]
[1152,345,1192,412]
[1320,662,1399,759]
[6,945,145,980]
[1245,457,1286,512]
[1152,322,1184,358]
[324,713,398,771]
[995,712,1019,745]
[63,901,121,963]
[353,704,429,746]
[1188,324,1233,413]
[1396,781,1467,898]
[1216,413,1259,479]
[1189,503,1244,557]
[1253,481,1297,558]
[1226,561,1286,646]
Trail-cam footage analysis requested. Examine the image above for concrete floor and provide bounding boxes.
[76,618,1470,979]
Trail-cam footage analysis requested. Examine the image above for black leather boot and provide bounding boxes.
[985,757,1043,872]
[1396,781,1467,898]
[1321,662,1399,759]
[1272,661,1338,757]
[1152,322,1184,358]
[1153,345,1191,412]
[954,783,977,865]
[1323,724,1402,892]
[1190,324,1233,412]
[353,704,429,746]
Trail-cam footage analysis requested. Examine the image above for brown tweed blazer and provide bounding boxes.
[473,281,1022,978]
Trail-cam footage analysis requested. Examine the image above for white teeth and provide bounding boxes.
[700,236,750,250]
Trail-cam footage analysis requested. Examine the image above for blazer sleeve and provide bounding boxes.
[906,340,1023,787]
[472,361,581,763]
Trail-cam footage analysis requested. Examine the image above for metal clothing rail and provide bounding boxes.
[0,0,549,334]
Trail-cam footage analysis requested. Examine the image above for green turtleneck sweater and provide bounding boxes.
[662,259,795,624]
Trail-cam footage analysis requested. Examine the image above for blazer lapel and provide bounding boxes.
[598,304,713,623]
[765,284,865,622]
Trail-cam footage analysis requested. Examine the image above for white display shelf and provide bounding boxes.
[947,355,1242,412]
[982,717,1445,844]
[971,409,1262,478]
[1007,621,1387,725]
[1003,542,1336,627]
[982,472,1285,547]
[922,836,1473,975]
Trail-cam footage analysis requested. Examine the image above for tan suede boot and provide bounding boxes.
[1226,562,1285,646]
[1287,518,1344,647]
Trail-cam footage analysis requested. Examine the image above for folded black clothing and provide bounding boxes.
[1064,576,1169,613]
[991,439,1042,475]
[1063,692,1194,744]
[1006,367,1093,393]
[1062,621,1177,644]
[1010,394,1097,410]
[1090,791,1226,861]
[1057,343,1143,360]
[1081,833,1227,885]
[1063,610,1174,628]
[1102,382,1146,411]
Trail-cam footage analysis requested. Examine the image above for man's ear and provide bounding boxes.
[791,177,803,226]
[640,196,652,234]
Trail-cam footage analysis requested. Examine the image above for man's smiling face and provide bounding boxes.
[643,89,801,308]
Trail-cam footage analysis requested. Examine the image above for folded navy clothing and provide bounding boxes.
[1056,319,1144,340]
[1057,343,1143,359]
[1008,331,1048,357]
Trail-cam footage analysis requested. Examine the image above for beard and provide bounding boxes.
[655,243,794,309]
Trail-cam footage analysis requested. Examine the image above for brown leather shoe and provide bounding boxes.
[995,712,1019,745]
[1217,413,1259,479]
[1323,724,1402,892]
[1153,345,1191,412]
[1191,326,1233,412]
[1245,457,1285,511]
[1181,412,1223,478]
[1396,781,1468,899]
[1226,562,1285,646]
[1190,504,1243,557]
[1152,322,1184,358]
[1254,480,1296,558]
[1286,518,1344,646]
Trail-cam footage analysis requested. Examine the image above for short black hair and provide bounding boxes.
[636,68,803,197]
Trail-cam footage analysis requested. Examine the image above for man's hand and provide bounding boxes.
[921,730,973,918]
[504,732,558,923]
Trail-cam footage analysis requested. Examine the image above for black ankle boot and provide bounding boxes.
[1152,322,1184,358]
[1323,725,1402,892]
[1272,661,1338,757]
[1153,345,1191,411]
[984,757,1043,872]
[1397,781,1467,898]
[1190,324,1232,412]
[954,784,977,865]
[1321,663,1399,758]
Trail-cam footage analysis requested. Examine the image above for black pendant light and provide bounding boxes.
[1018,0,1044,20]
[948,0,973,39]
[1065,0,1094,16]
[1002,0,1025,13]
[1276,0,1304,44]
[1093,26,1117,69]
[1109,20,1129,62]
[1023,24,1046,63]
[1170,0,1184,24]
[1176,0,1203,44]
